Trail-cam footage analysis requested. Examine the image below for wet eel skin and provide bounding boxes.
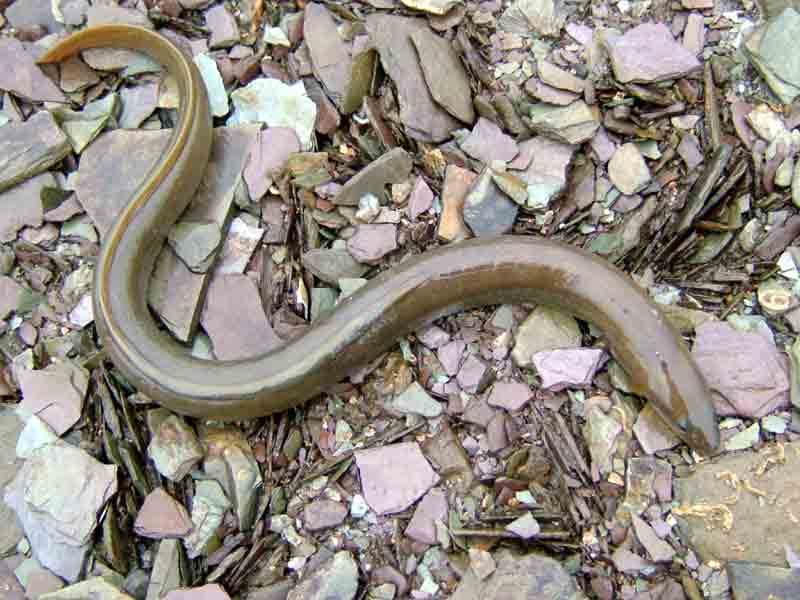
[37,25,720,455]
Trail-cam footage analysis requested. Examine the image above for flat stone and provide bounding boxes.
[498,0,565,38]
[0,112,70,194]
[462,397,496,427]
[303,248,368,284]
[355,442,439,515]
[201,274,281,360]
[437,340,466,376]
[0,39,67,103]
[5,0,64,35]
[487,381,532,411]
[194,54,229,117]
[606,22,702,83]
[287,551,358,600]
[214,216,264,276]
[532,348,607,391]
[677,132,704,170]
[243,127,300,201]
[727,561,800,599]
[303,3,352,111]
[401,0,461,15]
[347,223,397,264]
[59,56,99,93]
[512,136,577,210]
[404,488,448,544]
[457,354,490,394]
[674,441,800,566]
[86,3,151,27]
[437,165,477,242]
[146,539,185,599]
[528,101,599,145]
[365,14,461,143]
[633,402,681,454]
[303,499,348,532]
[37,576,133,599]
[334,148,413,206]
[537,60,585,93]
[524,78,580,106]
[149,126,259,342]
[134,488,194,539]
[611,547,653,573]
[183,479,231,559]
[692,321,789,418]
[206,5,239,48]
[411,28,475,124]
[0,172,50,243]
[0,408,25,556]
[18,360,88,436]
[632,515,675,562]
[394,381,443,417]
[745,7,800,104]
[421,424,474,493]
[608,143,651,194]
[147,414,204,482]
[450,548,586,600]
[460,118,518,165]
[167,221,222,273]
[511,305,581,368]
[119,82,159,129]
[5,442,117,582]
[683,12,705,56]
[462,167,518,236]
[24,566,65,598]
[408,176,434,219]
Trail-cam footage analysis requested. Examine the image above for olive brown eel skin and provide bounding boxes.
[37,25,720,455]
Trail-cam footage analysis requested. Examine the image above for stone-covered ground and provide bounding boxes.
[1,0,800,598]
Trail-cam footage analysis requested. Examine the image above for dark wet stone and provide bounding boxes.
[303,248,368,284]
[727,561,800,599]
[0,112,70,194]
[450,548,586,600]
[606,22,702,83]
[334,148,413,206]
[463,168,519,236]
[411,27,475,124]
[365,14,461,143]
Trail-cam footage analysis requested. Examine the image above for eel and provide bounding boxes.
[37,25,720,455]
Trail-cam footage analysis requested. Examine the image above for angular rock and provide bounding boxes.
[402,0,461,15]
[538,60,585,93]
[347,224,398,264]
[606,22,702,83]
[194,53,229,117]
[460,118,518,165]
[487,381,532,411]
[511,305,581,368]
[134,488,194,539]
[147,414,204,482]
[0,38,67,103]
[365,14,461,142]
[304,3,352,111]
[147,539,185,600]
[633,403,681,454]
[692,321,789,418]
[744,7,800,104]
[632,515,675,562]
[183,479,231,559]
[164,583,231,600]
[287,551,358,600]
[206,5,239,48]
[727,561,800,599]
[0,112,70,194]
[437,165,477,242]
[674,441,800,566]
[37,576,133,599]
[0,172,50,242]
[355,442,439,515]
[498,0,565,37]
[303,248,368,284]
[528,101,599,145]
[214,216,264,276]
[524,78,580,106]
[512,136,576,210]
[18,360,88,436]
[408,176,434,219]
[532,348,607,391]
[404,488,447,544]
[411,28,475,124]
[335,148,413,206]
[463,167,518,236]
[0,408,24,556]
[119,82,159,129]
[394,381,443,417]
[243,128,300,202]
[5,442,118,582]
[303,499,348,532]
[608,143,651,195]
[450,548,586,600]
[457,354,490,394]
[5,0,64,35]
[201,274,282,360]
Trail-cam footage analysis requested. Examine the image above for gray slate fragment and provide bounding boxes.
[528,101,599,145]
[0,112,70,194]
[463,167,519,236]
[726,561,800,599]
[411,28,475,124]
[0,408,24,556]
[287,551,359,600]
[334,148,413,206]
[746,8,800,104]
[450,548,586,600]
[304,3,352,110]
[0,172,50,242]
[5,0,64,34]
[365,14,461,142]
[303,248,368,284]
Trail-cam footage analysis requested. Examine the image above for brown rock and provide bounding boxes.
[134,488,194,539]
[537,60,585,93]
[303,3,352,110]
[487,381,532,411]
[347,223,398,264]
[200,274,282,360]
[460,117,518,164]
[524,78,580,106]
[411,28,475,124]
[303,248,368,284]
[243,127,300,201]
[5,0,64,35]
[0,112,70,194]
[18,361,88,436]
[119,82,159,129]
[674,441,800,567]
[437,165,476,242]
[404,488,447,544]
[206,5,239,49]
[304,77,341,135]
[532,348,607,391]
[0,39,67,103]
[165,583,231,600]
[365,14,461,142]
[303,499,348,532]
[0,276,24,319]
[59,56,100,93]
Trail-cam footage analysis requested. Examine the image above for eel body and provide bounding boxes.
[38,25,720,455]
